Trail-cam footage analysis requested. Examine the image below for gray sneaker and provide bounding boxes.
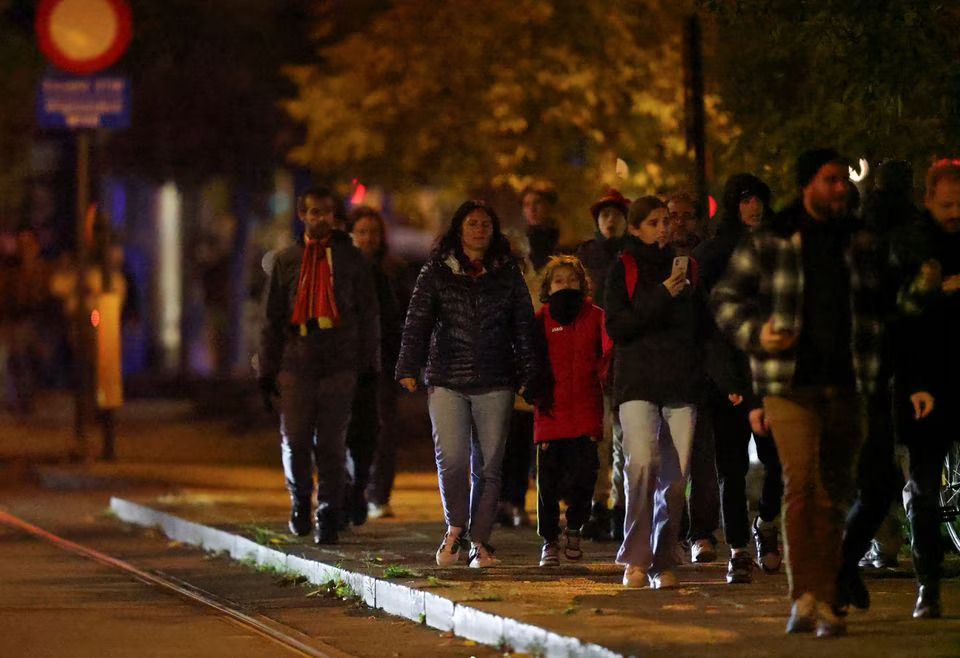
[726,549,754,584]
[468,541,500,568]
[563,529,583,561]
[436,528,467,567]
[859,541,899,569]
[540,541,560,567]
[753,517,781,573]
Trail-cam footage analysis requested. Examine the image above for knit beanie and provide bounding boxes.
[589,189,631,223]
[796,148,845,189]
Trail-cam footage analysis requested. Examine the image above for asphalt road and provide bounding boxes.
[0,472,501,658]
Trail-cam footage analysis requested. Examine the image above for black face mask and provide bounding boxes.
[548,288,584,325]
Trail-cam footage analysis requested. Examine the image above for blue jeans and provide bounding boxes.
[428,386,514,544]
[616,400,697,573]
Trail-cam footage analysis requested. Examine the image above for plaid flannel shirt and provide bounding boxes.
[710,214,883,398]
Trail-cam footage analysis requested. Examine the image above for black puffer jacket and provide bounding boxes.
[604,236,705,406]
[395,251,540,392]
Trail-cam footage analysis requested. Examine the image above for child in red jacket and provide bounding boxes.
[534,255,613,567]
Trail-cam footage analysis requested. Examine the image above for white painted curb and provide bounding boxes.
[109,497,621,658]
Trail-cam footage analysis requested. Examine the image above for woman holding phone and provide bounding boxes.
[604,195,706,589]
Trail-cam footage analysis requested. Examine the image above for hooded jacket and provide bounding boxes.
[693,174,771,403]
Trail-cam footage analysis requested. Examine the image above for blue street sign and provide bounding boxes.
[36,74,131,130]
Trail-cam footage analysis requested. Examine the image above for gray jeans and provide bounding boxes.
[279,370,357,515]
[428,385,514,544]
[616,400,697,573]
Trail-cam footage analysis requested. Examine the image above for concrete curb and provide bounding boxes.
[109,497,620,658]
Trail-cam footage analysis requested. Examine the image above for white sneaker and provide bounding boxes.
[435,527,466,567]
[649,570,678,589]
[367,502,394,519]
[468,541,501,568]
[690,538,717,563]
[622,565,648,588]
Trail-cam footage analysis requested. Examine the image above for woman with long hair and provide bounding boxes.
[396,200,540,568]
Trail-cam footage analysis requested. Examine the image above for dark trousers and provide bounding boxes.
[279,370,357,517]
[903,402,955,585]
[841,384,901,572]
[367,377,400,506]
[714,394,783,548]
[536,437,599,542]
[345,372,381,500]
[684,399,720,542]
[500,409,534,508]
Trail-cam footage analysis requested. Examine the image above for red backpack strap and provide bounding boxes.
[619,252,638,299]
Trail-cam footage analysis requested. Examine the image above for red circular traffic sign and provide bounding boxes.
[36,0,132,75]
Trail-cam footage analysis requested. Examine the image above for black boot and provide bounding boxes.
[350,487,369,527]
[582,501,611,541]
[610,505,625,542]
[288,497,312,537]
[835,563,870,613]
[314,504,339,545]
[913,582,941,619]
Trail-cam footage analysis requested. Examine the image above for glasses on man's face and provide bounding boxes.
[670,212,695,222]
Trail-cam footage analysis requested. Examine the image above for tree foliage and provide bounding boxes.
[103,0,314,191]
[701,0,960,200]
[0,1,45,222]
[285,0,712,230]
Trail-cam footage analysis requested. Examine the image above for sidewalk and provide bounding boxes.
[10,392,960,656]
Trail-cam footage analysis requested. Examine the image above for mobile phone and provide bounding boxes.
[672,256,689,280]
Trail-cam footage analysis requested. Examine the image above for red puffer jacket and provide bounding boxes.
[534,301,612,442]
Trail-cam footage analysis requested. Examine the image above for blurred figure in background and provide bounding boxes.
[499,181,561,528]
[343,206,407,523]
[575,188,630,541]
[1,227,51,414]
[667,189,720,564]
[694,173,783,585]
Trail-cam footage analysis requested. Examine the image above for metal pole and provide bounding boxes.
[71,130,91,461]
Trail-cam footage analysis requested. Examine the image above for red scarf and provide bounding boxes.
[291,236,340,331]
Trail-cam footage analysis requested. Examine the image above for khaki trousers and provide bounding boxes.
[763,388,864,604]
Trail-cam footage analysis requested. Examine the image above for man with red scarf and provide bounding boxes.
[259,186,380,544]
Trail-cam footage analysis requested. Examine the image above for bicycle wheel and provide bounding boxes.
[939,442,960,552]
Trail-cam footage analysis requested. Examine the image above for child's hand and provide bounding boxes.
[588,435,600,443]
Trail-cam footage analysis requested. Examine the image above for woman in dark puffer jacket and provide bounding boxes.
[396,200,540,569]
